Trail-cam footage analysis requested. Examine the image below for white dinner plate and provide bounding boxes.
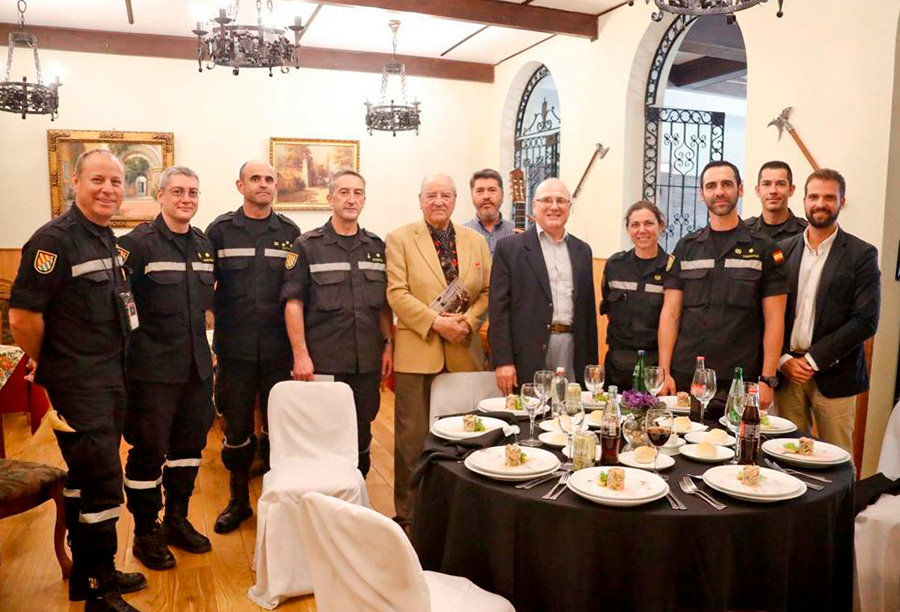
[585,410,624,429]
[431,416,508,441]
[463,457,559,482]
[761,438,851,467]
[660,436,685,456]
[538,418,588,434]
[685,429,736,447]
[538,431,568,448]
[719,414,798,435]
[567,467,669,507]
[672,419,707,435]
[477,397,548,419]
[680,443,735,463]
[466,445,560,476]
[659,395,692,415]
[618,449,675,471]
[703,465,807,502]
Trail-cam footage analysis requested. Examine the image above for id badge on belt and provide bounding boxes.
[118,291,140,331]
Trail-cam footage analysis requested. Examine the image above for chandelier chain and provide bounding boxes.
[17,0,26,28]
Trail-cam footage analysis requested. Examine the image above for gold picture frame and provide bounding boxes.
[270,137,360,210]
[47,129,175,228]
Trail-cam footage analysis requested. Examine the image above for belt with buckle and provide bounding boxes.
[549,323,573,334]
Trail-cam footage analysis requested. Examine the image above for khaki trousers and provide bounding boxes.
[393,371,439,527]
[775,377,857,453]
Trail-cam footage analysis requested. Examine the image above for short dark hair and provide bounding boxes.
[329,169,366,194]
[804,168,846,199]
[700,160,742,187]
[469,168,503,191]
[624,200,665,227]
[757,160,793,185]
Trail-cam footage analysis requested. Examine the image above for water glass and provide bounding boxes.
[643,366,666,396]
[519,383,542,447]
[559,399,586,470]
[690,368,717,423]
[584,365,605,401]
[533,370,554,418]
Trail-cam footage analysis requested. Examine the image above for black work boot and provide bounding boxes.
[70,567,148,601]
[132,520,176,570]
[162,499,211,553]
[84,566,146,612]
[214,473,253,534]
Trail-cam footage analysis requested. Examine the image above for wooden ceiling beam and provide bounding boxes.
[320,0,598,39]
[669,57,746,89]
[0,23,493,83]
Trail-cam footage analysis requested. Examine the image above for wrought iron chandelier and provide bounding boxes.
[629,0,785,22]
[365,20,421,136]
[191,0,304,76]
[1,1,61,121]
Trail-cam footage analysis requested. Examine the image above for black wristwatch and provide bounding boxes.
[758,375,779,389]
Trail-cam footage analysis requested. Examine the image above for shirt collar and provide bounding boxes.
[537,224,568,244]
[234,205,279,230]
[803,224,839,253]
[474,213,505,232]
[70,203,111,238]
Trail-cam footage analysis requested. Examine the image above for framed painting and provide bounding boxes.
[270,138,360,210]
[47,129,175,228]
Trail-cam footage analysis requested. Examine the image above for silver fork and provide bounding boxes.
[542,471,570,500]
[680,476,727,509]
[549,472,571,500]
[764,459,825,490]
[516,470,564,490]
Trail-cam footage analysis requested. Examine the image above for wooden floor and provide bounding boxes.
[0,390,397,612]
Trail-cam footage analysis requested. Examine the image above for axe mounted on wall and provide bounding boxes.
[572,143,610,202]
[768,107,820,171]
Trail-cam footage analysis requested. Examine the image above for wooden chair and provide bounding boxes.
[0,458,72,578]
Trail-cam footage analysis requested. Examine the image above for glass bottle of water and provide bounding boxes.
[725,367,744,431]
[550,367,567,418]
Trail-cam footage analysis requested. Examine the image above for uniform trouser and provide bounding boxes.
[393,371,438,527]
[47,384,127,572]
[775,378,857,453]
[331,372,381,477]
[123,372,215,530]
[215,357,291,476]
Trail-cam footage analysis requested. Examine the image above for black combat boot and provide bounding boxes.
[70,567,148,601]
[84,565,146,612]
[162,498,211,553]
[132,520,176,570]
[214,472,253,534]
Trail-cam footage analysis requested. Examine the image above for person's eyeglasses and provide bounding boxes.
[166,187,200,199]
[534,196,570,207]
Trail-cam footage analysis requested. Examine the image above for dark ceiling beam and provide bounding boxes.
[669,56,747,89]
[320,0,598,39]
[0,23,493,83]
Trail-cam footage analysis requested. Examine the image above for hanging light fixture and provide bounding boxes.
[1,1,61,120]
[365,20,421,136]
[191,0,304,76]
[629,0,785,22]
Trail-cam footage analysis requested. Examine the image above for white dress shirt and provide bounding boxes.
[779,226,839,372]
[537,226,574,325]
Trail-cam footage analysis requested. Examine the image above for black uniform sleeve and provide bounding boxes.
[662,243,684,290]
[760,238,789,298]
[9,233,71,312]
[280,237,310,304]
[599,260,612,315]
[205,223,222,282]
[117,231,146,277]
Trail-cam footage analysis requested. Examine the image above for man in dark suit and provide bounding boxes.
[489,178,598,394]
[776,168,880,452]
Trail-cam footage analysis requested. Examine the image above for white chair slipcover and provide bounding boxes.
[248,381,370,609]
[429,371,504,423]
[876,400,900,480]
[297,491,515,612]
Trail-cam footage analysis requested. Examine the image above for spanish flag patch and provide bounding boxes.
[666,254,676,272]
[773,249,785,265]
[117,246,130,265]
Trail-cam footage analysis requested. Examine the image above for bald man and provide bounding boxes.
[206,160,300,533]
[489,178,598,393]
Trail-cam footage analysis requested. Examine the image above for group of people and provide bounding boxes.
[6,148,880,611]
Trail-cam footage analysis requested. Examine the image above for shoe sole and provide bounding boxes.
[69,575,149,601]
[132,547,176,571]
[213,509,253,534]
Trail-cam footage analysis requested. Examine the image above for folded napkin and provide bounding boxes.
[855,472,900,515]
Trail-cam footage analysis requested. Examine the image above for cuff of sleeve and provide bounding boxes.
[778,353,792,369]
[804,353,820,372]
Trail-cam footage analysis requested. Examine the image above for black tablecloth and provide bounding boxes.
[412,430,855,612]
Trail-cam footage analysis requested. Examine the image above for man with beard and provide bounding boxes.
[658,160,787,415]
[463,168,516,256]
[775,169,880,452]
[746,161,808,242]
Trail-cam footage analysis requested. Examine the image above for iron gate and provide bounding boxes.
[514,65,560,220]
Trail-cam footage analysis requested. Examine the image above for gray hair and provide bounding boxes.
[328,169,366,194]
[419,173,457,196]
[74,149,124,176]
[158,165,200,191]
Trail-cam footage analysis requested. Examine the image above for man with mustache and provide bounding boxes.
[775,169,880,452]
[206,160,300,533]
[746,160,808,242]
[463,168,516,256]
[658,160,788,416]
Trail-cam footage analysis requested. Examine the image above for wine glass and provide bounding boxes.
[643,366,665,397]
[584,365,605,402]
[690,368,717,424]
[644,407,673,475]
[559,398,586,470]
[519,383,542,447]
[533,370,554,419]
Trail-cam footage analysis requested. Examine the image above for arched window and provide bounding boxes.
[514,65,560,221]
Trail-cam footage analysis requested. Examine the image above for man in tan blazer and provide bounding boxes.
[386,172,491,528]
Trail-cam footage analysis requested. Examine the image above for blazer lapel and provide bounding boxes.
[566,236,581,304]
[524,227,552,301]
[456,225,472,282]
[413,221,448,288]
[814,228,846,324]
[786,237,802,310]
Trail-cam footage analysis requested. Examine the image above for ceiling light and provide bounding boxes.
[0,1,61,120]
[629,0,785,22]
[364,20,421,136]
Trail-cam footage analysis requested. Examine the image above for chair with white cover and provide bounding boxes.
[248,381,370,610]
[876,400,900,480]
[298,491,515,612]
[429,371,503,424]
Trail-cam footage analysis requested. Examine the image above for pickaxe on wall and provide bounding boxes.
[572,143,610,202]
[768,107,820,171]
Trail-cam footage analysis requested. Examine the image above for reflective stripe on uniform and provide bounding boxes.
[216,248,255,258]
[724,259,763,271]
[63,488,81,498]
[79,506,121,524]
[71,257,114,277]
[165,458,202,468]
[608,281,638,291]
[191,262,214,272]
[223,437,252,449]
[358,262,386,271]
[680,259,715,270]
[124,477,162,490]
[145,262,187,273]
[309,262,352,273]
[264,249,288,259]
[645,284,664,293]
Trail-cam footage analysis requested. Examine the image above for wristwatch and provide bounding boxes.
[758,375,779,389]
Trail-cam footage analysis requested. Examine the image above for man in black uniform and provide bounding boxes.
[207,160,300,533]
[745,161,808,242]
[282,170,394,476]
[9,149,147,612]
[658,160,788,414]
[118,166,216,570]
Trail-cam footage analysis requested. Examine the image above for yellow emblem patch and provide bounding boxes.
[285,252,298,270]
[117,246,130,264]
[34,249,58,274]
[666,254,675,272]
[735,248,742,255]
[654,274,662,281]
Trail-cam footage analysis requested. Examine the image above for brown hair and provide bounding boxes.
[624,200,665,227]
[804,168,846,199]
[469,168,503,191]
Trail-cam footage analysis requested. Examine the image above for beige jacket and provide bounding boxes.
[386,220,491,374]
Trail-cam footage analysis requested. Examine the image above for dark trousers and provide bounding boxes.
[673,370,729,422]
[48,384,127,571]
[215,357,291,475]
[331,372,381,477]
[123,372,215,529]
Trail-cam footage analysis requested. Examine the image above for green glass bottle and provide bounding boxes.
[632,349,648,392]
[725,366,744,428]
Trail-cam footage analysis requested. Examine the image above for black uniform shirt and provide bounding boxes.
[118,215,215,384]
[206,207,300,362]
[664,219,788,382]
[600,248,669,352]
[10,205,131,388]
[281,220,387,374]
[745,211,808,243]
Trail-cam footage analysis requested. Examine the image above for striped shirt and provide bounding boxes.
[464,215,516,256]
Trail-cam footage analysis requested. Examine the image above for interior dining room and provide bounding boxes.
[2,1,900,611]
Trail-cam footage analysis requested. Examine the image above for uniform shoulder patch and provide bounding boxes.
[666,254,676,272]
[772,249,785,265]
[34,249,58,274]
[285,252,298,270]
[117,246,130,264]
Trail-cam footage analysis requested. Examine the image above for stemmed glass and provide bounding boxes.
[519,383,542,447]
[559,398,586,470]
[533,370,554,420]
[645,407,673,476]
[584,365,605,402]
[690,368,717,424]
[643,366,666,397]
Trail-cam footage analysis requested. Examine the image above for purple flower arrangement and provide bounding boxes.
[620,390,660,415]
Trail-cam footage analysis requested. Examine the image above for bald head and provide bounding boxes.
[532,177,571,240]
[420,173,457,197]
[239,159,274,181]
[236,160,277,210]
[533,178,571,202]
[419,172,457,230]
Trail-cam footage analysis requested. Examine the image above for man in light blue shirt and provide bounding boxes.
[463,168,516,256]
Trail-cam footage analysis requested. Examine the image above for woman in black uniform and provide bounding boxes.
[599,201,669,390]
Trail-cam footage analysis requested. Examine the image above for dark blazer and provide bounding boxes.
[489,226,598,386]
[780,228,880,398]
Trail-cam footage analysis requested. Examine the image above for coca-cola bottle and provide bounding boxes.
[737,383,761,465]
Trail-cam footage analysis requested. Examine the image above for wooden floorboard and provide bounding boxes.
[0,388,397,612]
